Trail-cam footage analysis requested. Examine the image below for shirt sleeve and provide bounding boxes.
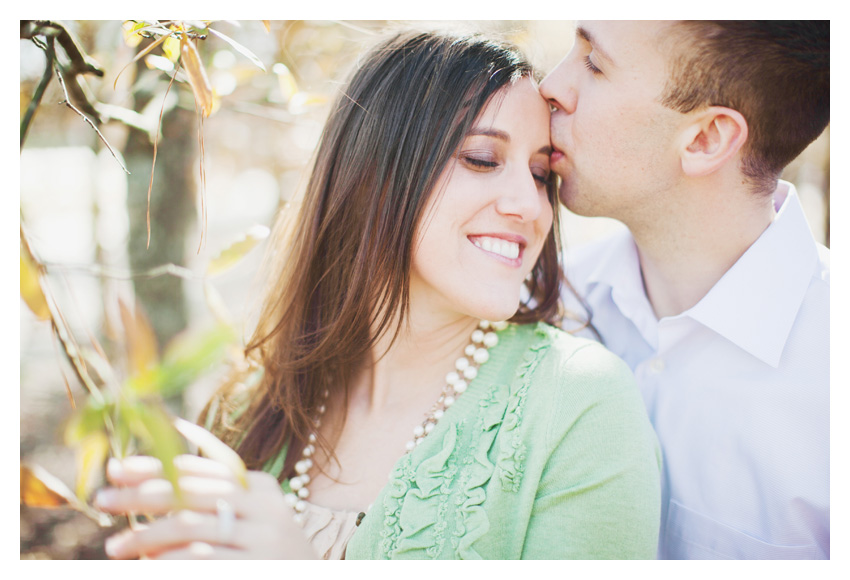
[521,342,662,559]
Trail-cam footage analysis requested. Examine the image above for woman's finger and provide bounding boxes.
[150,542,246,560]
[96,471,285,520]
[106,455,236,486]
[105,510,248,559]
[96,476,238,515]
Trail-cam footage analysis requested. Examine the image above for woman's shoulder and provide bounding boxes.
[506,321,636,396]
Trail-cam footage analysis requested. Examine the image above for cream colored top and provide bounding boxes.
[297,501,362,560]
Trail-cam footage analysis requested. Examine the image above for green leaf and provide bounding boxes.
[122,402,187,501]
[208,28,266,71]
[126,323,237,397]
[206,224,270,277]
[64,398,110,445]
[174,418,248,488]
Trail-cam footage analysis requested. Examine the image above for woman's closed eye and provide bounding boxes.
[462,154,499,170]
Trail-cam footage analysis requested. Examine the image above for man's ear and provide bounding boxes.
[679,107,748,177]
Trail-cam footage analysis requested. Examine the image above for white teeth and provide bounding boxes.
[472,236,520,260]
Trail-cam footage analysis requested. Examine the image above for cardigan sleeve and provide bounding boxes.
[521,341,662,559]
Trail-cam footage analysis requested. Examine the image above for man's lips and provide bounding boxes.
[550,147,566,165]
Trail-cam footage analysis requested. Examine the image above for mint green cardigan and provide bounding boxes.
[264,322,662,559]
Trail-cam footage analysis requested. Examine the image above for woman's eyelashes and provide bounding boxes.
[462,154,499,170]
[461,152,550,187]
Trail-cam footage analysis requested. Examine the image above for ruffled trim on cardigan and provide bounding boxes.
[496,323,552,492]
[370,323,553,559]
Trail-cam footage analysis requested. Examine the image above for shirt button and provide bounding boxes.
[649,358,665,373]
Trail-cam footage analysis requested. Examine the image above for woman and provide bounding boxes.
[95,30,661,559]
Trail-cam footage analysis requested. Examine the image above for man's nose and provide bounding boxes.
[540,56,578,115]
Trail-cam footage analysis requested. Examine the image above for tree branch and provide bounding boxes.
[53,64,131,175]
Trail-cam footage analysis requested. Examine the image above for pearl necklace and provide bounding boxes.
[283,320,508,522]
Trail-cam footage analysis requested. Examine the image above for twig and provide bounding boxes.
[41,261,200,281]
[54,64,131,175]
[20,36,55,148]
[147,61,181,249]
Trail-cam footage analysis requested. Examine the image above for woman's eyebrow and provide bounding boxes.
[467,127,551,155]
[468,127,510,141]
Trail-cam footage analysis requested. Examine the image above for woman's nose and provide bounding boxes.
[495,168,546,223]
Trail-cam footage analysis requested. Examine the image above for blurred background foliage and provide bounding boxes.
[19,20,829,559]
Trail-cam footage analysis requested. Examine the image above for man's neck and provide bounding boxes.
[632,182,777,319]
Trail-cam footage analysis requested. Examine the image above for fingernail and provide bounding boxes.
[106,457,122,479]
[94,488,116,508]
[104,535,122,558]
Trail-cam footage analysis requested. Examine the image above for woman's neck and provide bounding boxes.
[355,313,480,414]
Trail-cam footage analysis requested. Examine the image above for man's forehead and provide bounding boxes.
[575,21,675,61]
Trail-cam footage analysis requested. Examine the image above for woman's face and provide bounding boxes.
[411,77,554,324]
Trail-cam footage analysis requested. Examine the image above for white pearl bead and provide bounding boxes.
[405,440,416,451]
[297,487,310,499]
[308,433,317,443]
[483,332,499,348]
[479,320,491,330]
[290,477,304,491]
[284,493,298,506]
[454,380,468,394]
[444,396,455,407]
[465,344,476,357]
[300,473,310,486]
[491,320,509,331]
[295,500,307,512]
[455,357,470,371]
[318,405,326,414]
[293,513,304,525]
[434,409,444,419]
[446,371,460,385]
[424,422,435,434]
[302,445,313,457]
[416,438,424,445]
[473,348,490,364]
[463,366,477,380]
[471,329,484,344]
[413,425,425,437]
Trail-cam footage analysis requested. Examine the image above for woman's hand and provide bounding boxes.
[95,455,317,560]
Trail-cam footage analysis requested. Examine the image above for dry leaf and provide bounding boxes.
[20,464,74,508]
[20,246,50,320]
[174,418,248,488]
[206,224,270,277]
[208,28,266,71]
[180,36,214,117]
[74,432,109,501]
[119,299,159,377]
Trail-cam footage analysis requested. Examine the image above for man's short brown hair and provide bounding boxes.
[660,21,829,194]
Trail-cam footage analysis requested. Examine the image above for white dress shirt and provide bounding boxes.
[562,181,829,559]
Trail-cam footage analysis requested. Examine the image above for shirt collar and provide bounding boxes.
[583,229,660,349]
[581,181,820,367]
[684,181,820,367]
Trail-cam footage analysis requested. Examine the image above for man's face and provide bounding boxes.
[540,21,687,224]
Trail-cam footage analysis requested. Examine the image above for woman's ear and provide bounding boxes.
[679,107,748,177]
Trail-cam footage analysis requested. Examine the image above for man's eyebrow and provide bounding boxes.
[576,25,615,66]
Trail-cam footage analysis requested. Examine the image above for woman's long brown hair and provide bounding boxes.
[201,30,566,479]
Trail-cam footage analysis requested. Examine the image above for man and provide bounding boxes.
[540,21,829,559]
